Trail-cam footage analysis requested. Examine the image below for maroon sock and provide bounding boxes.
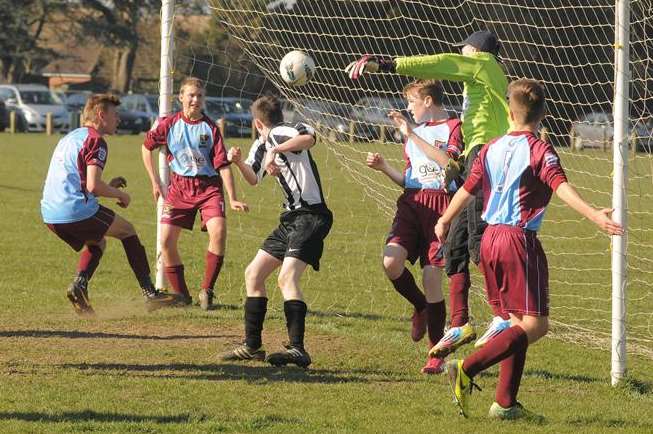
[77,245,103,280]
[121,235,154,288]
[164,264,190,297]
[201,251,224,291]
[390,269,426,311]
[490,302,510,320]
[462,325,528,378]
[495,346,528,408]
[426,301,446,348]
[449,272,470,327]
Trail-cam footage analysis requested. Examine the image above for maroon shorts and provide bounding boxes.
[161,173,225,231]
[46,205,115,252]
[386,189,449,267]
[479,224,549,317]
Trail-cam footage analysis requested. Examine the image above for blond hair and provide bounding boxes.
[403,79,444,106]
[82,94,120,125]
[179,76,204,95]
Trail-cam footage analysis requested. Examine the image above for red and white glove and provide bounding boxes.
[345,55,395,80]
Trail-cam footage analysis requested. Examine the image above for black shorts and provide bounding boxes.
[444,145,488,276]
[261,205,333,271]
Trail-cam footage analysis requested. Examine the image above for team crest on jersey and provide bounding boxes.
[432,139,446,149]
[98,148,107,161]
[544,152,559,167]
[199,134,210,147]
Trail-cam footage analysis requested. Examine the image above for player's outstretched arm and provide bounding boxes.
[87,165,130,208]
[388,111,450,167]
[270,134,315,154]
[345,55,395,79]
[228,147,259,186]
[141,145,166,202]
[366,152,404,187]
[435,187,474,241]
[219,165,249,212]
[555,182,624,235]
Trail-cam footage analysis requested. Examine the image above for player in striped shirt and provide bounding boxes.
[142,77,248,309]
[347,30,512,357]
[41,94,181,316]
[366,80,463,374]
[435,79,623,419]
[222,96,333,368]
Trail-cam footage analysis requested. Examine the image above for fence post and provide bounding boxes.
[540,127,549,142]
[9,111,16,133]
[602,124,608,152]
[251,119,256,140]
[379,124,386,144]
[218,117,225,138]
[349,120,355,144]
[46,112,53,135]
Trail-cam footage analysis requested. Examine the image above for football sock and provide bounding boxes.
[121,235,153,289]
[448,272,470,327]
[496,346,528,408]
[163,264,190,297]
[426,301,447,348]
[391,269,426,312]
[284,299,307,349]
[77,244,103,280]
[201,251,224,291]
[244,297,267,349]
[462,325,528,378]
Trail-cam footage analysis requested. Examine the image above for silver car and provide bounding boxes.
[0,84,69,132]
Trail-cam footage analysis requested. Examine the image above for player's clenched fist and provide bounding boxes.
[228,147,242,163]
[366,152,386,171]
[345,55,395,80]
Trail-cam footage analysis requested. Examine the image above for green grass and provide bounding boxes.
[0,132,651,433]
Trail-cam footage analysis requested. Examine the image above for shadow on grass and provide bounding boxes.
[308,309,393,322]
[567,414,653,430]
[0,330,229,340]
[0,184,40,193]
[0,410,191,424]
[524,369,601,383]
[59,362,418,384]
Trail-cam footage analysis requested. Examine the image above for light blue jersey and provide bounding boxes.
[41,127,108,223]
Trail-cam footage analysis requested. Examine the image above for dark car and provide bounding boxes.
[0,99,7,132]
[282,98,350,141]
[351,96,407,142]
[117,107,149,134]
[204,97,253,137]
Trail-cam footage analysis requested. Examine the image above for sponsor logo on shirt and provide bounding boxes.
[199,134,210,148]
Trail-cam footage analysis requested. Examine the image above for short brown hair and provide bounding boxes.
[507,79,546,124]
[403,79,444,106]
[82,93,120,125]
[179,76,204,94]
[252,96,283,126]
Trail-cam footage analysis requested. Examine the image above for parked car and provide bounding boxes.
[351,96,407,142]
[204,97,253,137]
[117,107,150,134]
[0,99,7,132]
[120,93,160,129]
[61,91,92,112]
[570,112,653,152]
[282,98,350,141]
[0,84,69,132]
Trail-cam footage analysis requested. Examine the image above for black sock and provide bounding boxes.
[244,297,267,349]
[284,300,307,349]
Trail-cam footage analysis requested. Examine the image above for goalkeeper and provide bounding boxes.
[347,30,511,356]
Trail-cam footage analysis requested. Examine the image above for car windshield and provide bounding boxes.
[205,99,228,115]
[222,99,252,114]
[65,94,88,105]
[21,90,58,105]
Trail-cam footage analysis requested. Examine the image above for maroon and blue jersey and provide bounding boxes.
[403,118,463,191]
[144,112,229,178]
[41,127,108,223]
[463,131,567,231]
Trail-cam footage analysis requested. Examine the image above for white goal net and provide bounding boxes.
[170,0,653,360]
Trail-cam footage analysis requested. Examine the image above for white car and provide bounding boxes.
[570,112,653,152]
[0,84,70,132]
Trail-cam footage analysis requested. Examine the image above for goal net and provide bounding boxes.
[170,0,653,360]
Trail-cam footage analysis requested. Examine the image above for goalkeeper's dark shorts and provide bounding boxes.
[444,145,487,276]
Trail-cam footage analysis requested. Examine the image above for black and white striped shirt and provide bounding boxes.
[245,122,326,211]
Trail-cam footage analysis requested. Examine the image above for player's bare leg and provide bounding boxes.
[160,223,191,303]
[383,243,427,341]
[421,265,446,374]
[200,217,227,310]
[267,257,312,368]
[222,250,280,362]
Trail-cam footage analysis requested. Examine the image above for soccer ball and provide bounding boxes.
[279,50,315,87]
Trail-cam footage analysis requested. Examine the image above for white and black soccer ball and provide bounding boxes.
[279,50,315,87]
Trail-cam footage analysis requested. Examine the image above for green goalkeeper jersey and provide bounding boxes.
[396,52,510,157]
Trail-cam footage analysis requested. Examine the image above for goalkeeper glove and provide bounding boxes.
[345,55,395,80]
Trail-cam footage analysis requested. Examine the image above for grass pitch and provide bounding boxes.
[0,132,651,433]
